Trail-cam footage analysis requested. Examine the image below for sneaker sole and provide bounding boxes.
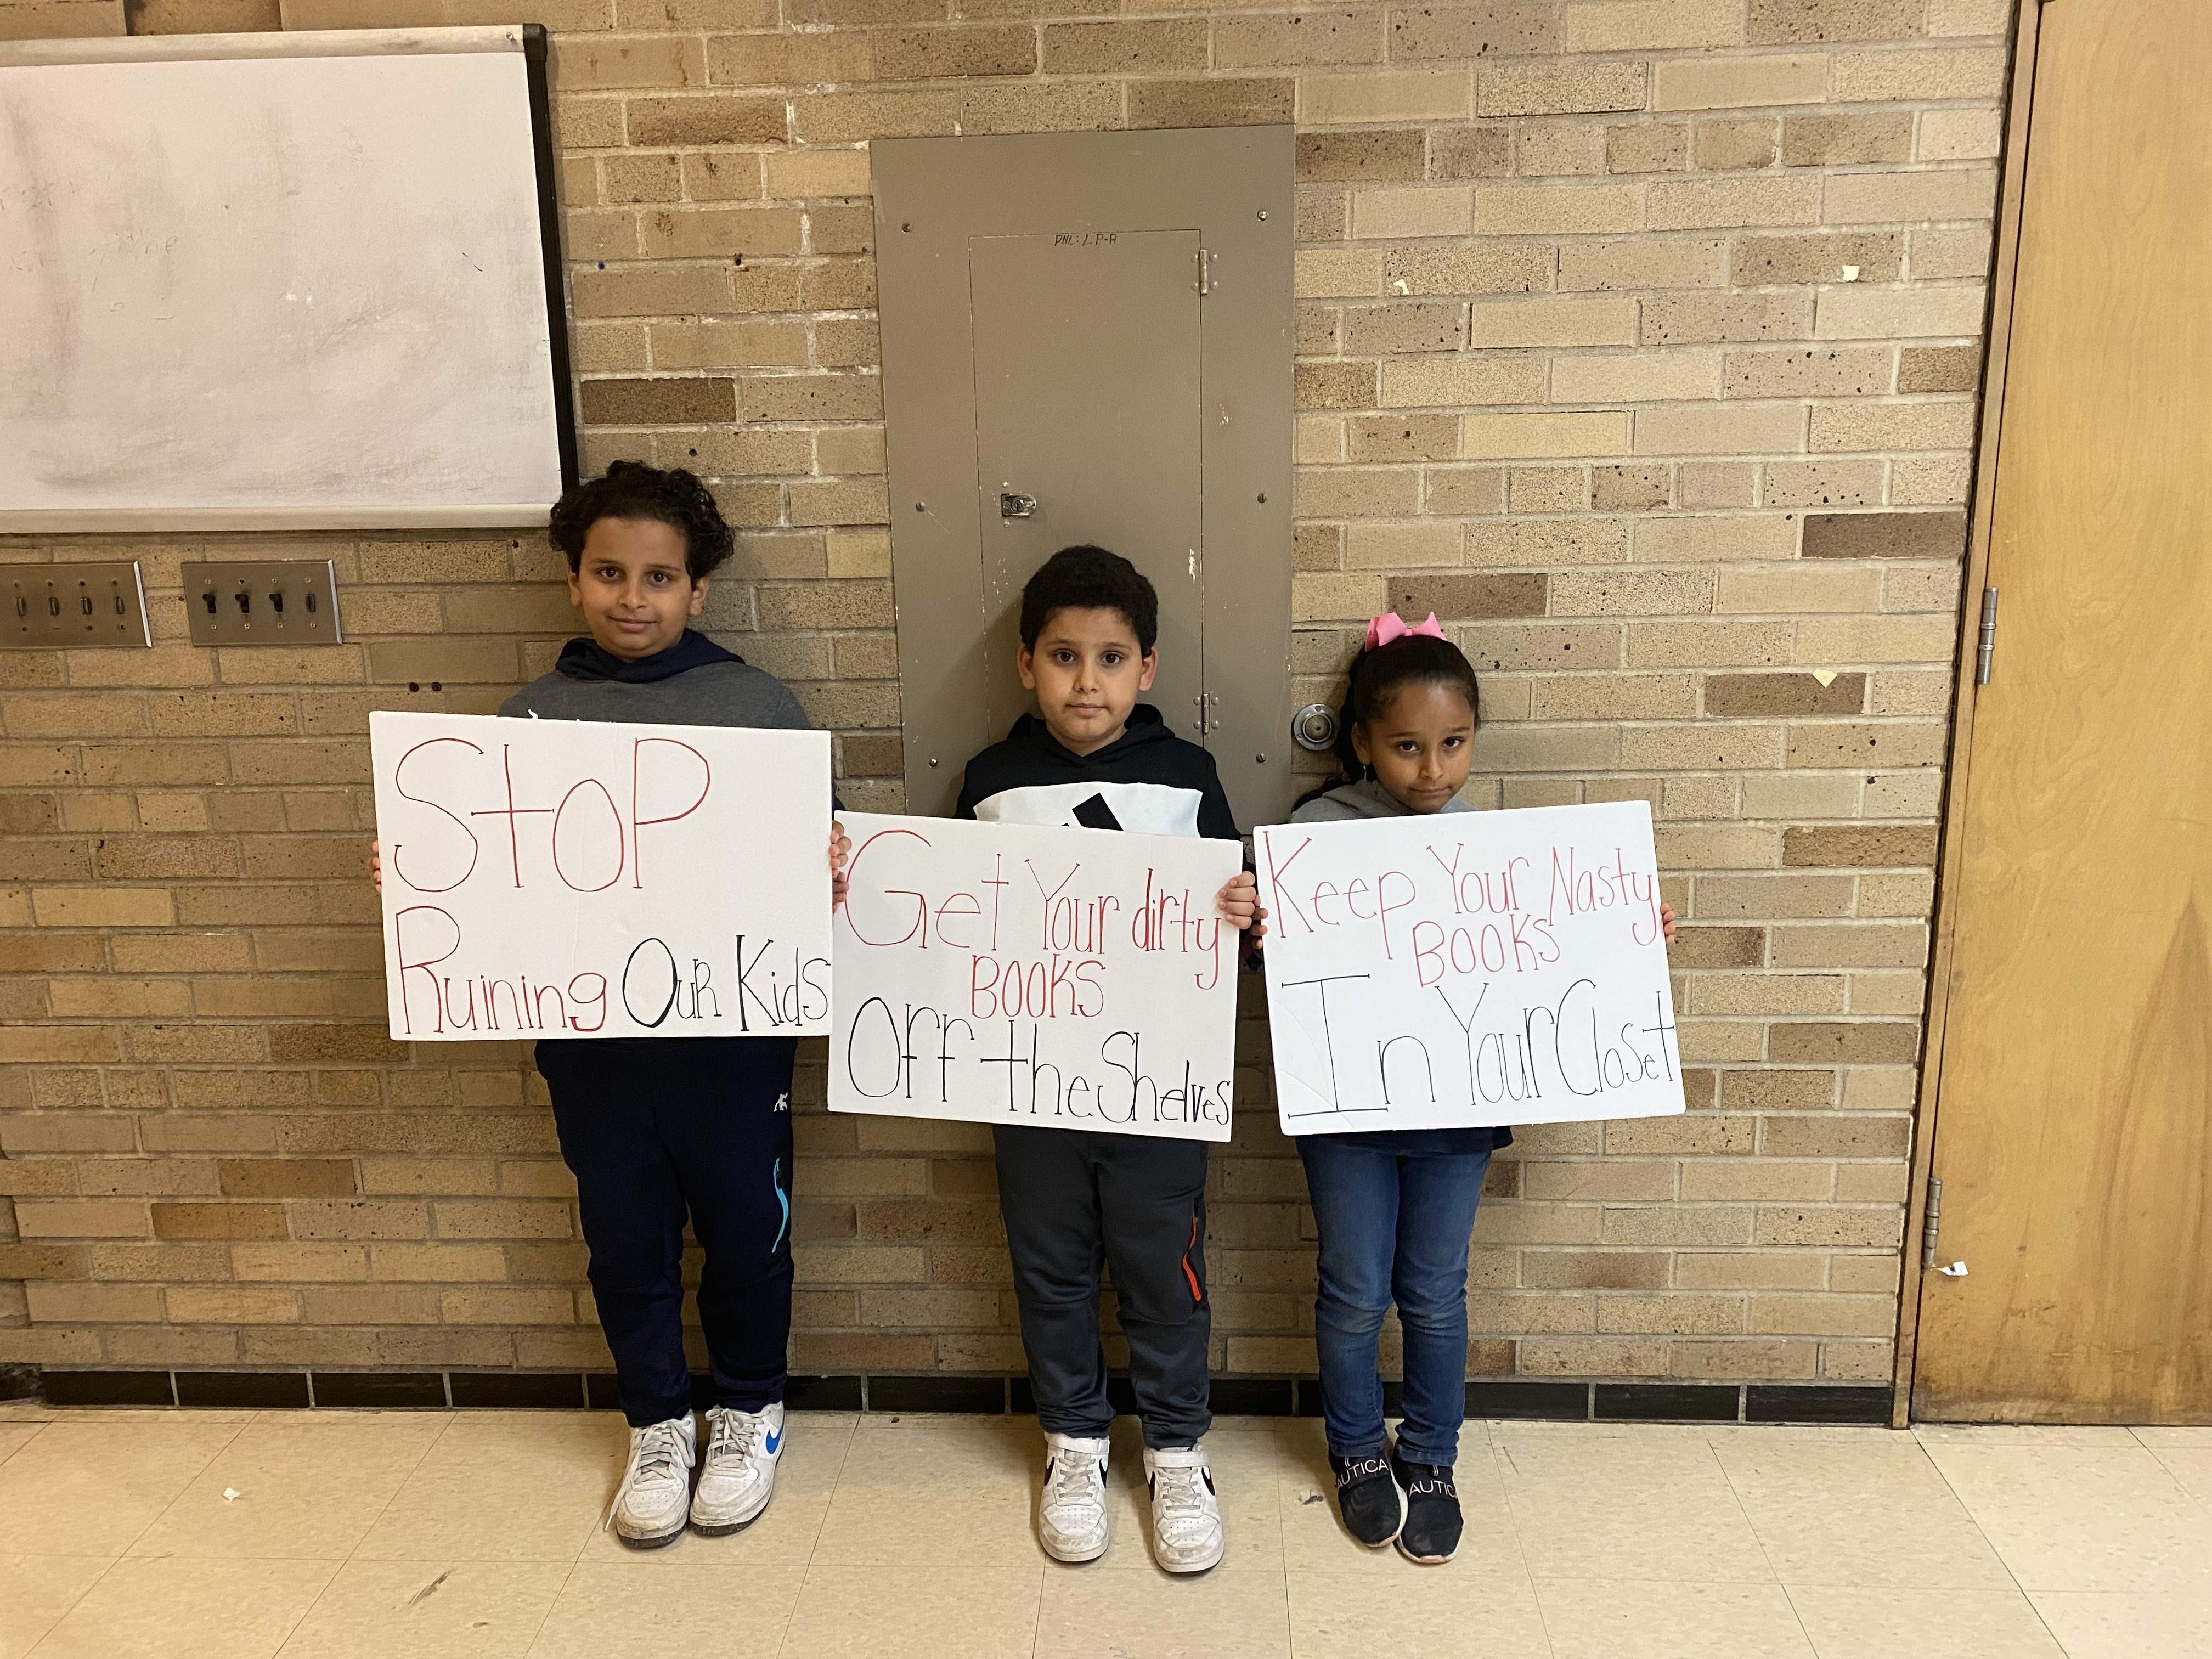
[614,1520,686,1551]
[1393,1537,1458,1566]
[1040,1530,1111,1564]
[689,1502,770,1538]
[1154,1543,1225,1575]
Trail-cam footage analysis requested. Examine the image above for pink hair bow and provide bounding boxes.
[1364,611,1448,651]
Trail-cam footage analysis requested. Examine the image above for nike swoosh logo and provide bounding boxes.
[764,1428,782,1454]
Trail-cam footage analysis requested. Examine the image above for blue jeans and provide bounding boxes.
[1298,1135,1492,1468]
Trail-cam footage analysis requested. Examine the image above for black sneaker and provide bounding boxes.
[1390,1453,1462,1565]
[1328,1452,1406,1548]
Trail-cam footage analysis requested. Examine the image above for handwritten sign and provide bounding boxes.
[369,710,831,1041]
[830,814,1243,1142]
[1256,800,1683,1133]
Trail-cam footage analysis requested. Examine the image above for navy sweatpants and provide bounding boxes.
[536,1036,796,1427]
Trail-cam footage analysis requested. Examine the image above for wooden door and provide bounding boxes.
[1912,0,2212,1422]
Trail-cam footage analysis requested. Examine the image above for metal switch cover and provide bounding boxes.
[185,560,343,646]
[3,562,151,648]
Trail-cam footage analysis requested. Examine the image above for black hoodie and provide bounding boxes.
[954,704,1240,841]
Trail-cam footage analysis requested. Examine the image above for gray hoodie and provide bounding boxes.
[500,658,811,731]
[1288,778,1475,823]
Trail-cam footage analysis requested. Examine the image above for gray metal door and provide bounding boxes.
[970,229,1203,748]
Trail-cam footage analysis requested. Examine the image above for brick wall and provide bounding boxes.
[0,0,2012,1388]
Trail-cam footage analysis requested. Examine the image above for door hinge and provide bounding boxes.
[1974,587,1999,685]
[1921,1175,1943,1268]
[1194,248,1216,296]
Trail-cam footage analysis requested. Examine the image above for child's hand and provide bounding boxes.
[1660,902,1678,946]
[829,820,851,910]
[368,840,382,894]
[1216,870,1267,945]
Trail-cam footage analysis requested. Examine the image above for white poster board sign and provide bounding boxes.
[830,814,1243,1142]
[370,710,831,1041]
[1256,800,1684,1133]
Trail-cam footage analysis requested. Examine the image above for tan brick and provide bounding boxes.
[1642,291,1816,345]
[1567,0,1739,52]
[1831,45,2006,103]
[1653,54,1827,111]
[1466,516,1631,567]
[1477,59,1646,117]
[1748,0,1919,43]
[1635,402,1803,455]
[1825,167,1996,226]
[1387,3,1554,60]
[1468,296,1638,349]
[1649,174,1822,231]
[1513,121,1607,178]
[1299,68,1469,124]
[1553,348,1720,404]
[1427,125,1514,179]
[1381,242,1551,296]
[1379,356,1546,409]
[1694,117,1779,172]
[1350,186,1474,240]
[1463,411,1629,459]
[1472,183,1643,235]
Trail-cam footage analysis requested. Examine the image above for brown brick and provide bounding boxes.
[1129,77,1295,129]
[1390,3,1556,61]
[1389,574,1548,621]
[1898,345,1983,394]
[1705,672,1867,717]
[1749,0,1921,44]
[1767,1022,1921,1064]
[1729,232,1903,287]
[1296,362,1376,411]
[1041,19,1207,74]
[1720,1069,1838,1109]
[218,1158,359,1197]
[872,24,1035,77]
[1781,112,1914,167]
[624,95,786,146]
[1782,825,1939,867]
[1298,128,1427,182]
[1427,126,1513,179]
[1669,926,1765,969]
[1801,510,1967,561]
[580,376,736,425]
[1522,1251,1670,1290]
[151,1202,288,1239]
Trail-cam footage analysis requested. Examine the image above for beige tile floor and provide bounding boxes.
[1,1402,2209,1658]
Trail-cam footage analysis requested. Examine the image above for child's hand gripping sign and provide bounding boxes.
[830,814,1243,1142]
[1257,800,1684,1133]
[370,710,832,1040]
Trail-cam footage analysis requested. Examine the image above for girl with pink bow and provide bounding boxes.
[1285,612,1673,1568]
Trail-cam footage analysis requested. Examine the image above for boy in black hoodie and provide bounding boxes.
[956,545,1262,1575]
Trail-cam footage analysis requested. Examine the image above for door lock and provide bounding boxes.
[1291,703,1339,752]
[998,492,1037,520]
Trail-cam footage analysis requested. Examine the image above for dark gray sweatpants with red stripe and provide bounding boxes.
[993,1124,1211,1449]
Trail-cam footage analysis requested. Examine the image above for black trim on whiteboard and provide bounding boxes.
[522,23,580,493]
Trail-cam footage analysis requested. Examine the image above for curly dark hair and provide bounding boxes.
[548,460,735,580]
[1293,630,1482,810]
[1019,545,1158,654]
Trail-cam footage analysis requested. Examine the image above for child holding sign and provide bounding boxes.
[1288,614,1671,1565]
[956,546,1263,1574]
[374,462,848,1550]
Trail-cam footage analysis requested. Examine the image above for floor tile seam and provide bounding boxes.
[516,1561,582,1659]
[13,1550,120,1659]
[1914,1437,2073,1614]
[100,1418,253,1565]
[256,1556,347,1659]
[792,1409,865,1570]
[0,1420,52,1470]
[328,1407,461,1568]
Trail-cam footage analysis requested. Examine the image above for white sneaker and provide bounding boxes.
[605,1415,695,1549]
[1143,1443,1225,1573]
[691,1403,784,1535]
[1037,1431,1111,1562]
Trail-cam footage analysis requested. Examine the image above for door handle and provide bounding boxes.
[998,492,1037,519]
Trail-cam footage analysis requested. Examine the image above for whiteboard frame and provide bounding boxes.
[0,25,579,533]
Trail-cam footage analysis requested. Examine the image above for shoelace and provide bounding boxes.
[1151,1460,1210,1531]
[602,1419,690,1530]
[1046,1448,1104,1514]
[706,1408,766,1471]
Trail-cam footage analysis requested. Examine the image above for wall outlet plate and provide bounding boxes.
[185,560,343,646]
[3,562,151,648]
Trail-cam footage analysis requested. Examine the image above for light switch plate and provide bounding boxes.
[186,560,344,646]
[3,562,151,648]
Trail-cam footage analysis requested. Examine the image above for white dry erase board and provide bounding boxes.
[370,712,832,1042]
[0,27,574,532]
[1256,800,1685,1134]
[830,814,1243,1142]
